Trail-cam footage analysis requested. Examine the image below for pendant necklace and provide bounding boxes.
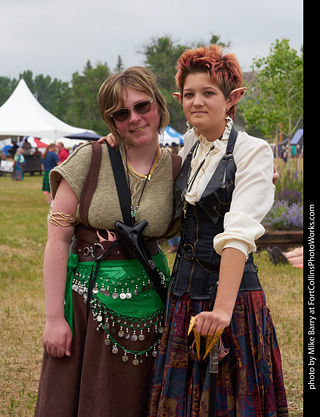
[125,146,160,224]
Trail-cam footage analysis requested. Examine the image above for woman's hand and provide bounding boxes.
[98,133,118,148]
[42,317,72,358]
[194,306,232,336]
[193,247,246,337]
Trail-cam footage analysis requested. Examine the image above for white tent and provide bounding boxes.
[0,79,95,141]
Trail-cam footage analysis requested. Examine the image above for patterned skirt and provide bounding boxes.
[149,292,288,417]
[42,170,51,192]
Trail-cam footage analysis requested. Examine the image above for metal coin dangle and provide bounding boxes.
[131,330,138,342]
[100,284,107,295]
[118,326,125,338]
[132,355,139,366]
[138,330,145,341]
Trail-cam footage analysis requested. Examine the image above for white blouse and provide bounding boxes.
[178,126,275,258]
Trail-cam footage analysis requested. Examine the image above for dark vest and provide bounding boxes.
[170,126,261,300]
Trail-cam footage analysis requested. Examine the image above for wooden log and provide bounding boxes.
[257,230,303,251]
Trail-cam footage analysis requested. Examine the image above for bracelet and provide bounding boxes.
[49,211,75,227]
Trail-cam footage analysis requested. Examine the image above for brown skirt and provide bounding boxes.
[34,291,159,417]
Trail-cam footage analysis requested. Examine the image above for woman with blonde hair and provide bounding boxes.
[11,147,25,181]
[35,66,180,417]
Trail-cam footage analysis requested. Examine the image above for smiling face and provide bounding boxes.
[182,72,232,141]
[114,87,160,148]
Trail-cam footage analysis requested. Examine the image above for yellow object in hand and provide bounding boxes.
[188,316,223,361]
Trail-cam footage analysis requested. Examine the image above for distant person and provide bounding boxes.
[22,138,32,155]
[32,147,42,156]
[281,145,287,163]
[170,142,179,155]
[11,148,25,181]
[41,144,61,204]
[7,139,19,159]
[71,142,85,153]
[56,142,70,163]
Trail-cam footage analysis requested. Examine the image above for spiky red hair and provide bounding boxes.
[175,44,243,114]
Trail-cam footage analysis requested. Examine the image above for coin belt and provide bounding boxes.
[71,268,167,365]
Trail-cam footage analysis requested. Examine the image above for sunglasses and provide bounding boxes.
[110,100,154,122]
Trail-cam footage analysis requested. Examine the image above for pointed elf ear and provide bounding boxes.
[172,92,182,103]
[227,87,247,108]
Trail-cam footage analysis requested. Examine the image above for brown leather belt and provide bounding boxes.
[71,237,161,263]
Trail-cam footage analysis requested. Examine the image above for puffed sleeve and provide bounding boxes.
[50,143,92,199]
[214,133,275,257]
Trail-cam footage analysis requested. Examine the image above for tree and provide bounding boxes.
[66,61,111,135]
[114,55,125,73]
[0,72,70,121]
[0,76,17,106]
[143,36,185,91]
[242,39,303,168]
[32,74,70,120]
[208,34,231,48]
[0,34,235,137]
[142,36,187,132]
[142,35,233,133]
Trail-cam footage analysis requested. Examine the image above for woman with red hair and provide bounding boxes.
[149,45,288,416]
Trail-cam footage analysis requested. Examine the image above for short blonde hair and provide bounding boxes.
[98,66,170,143]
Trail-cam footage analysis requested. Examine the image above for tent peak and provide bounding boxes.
[0,79,95,141]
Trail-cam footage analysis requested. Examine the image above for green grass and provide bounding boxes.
[0,175,303,416]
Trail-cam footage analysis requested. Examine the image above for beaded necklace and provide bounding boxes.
[125,146,160,224]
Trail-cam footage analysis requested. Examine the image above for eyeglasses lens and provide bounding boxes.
[112,100,152,122]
